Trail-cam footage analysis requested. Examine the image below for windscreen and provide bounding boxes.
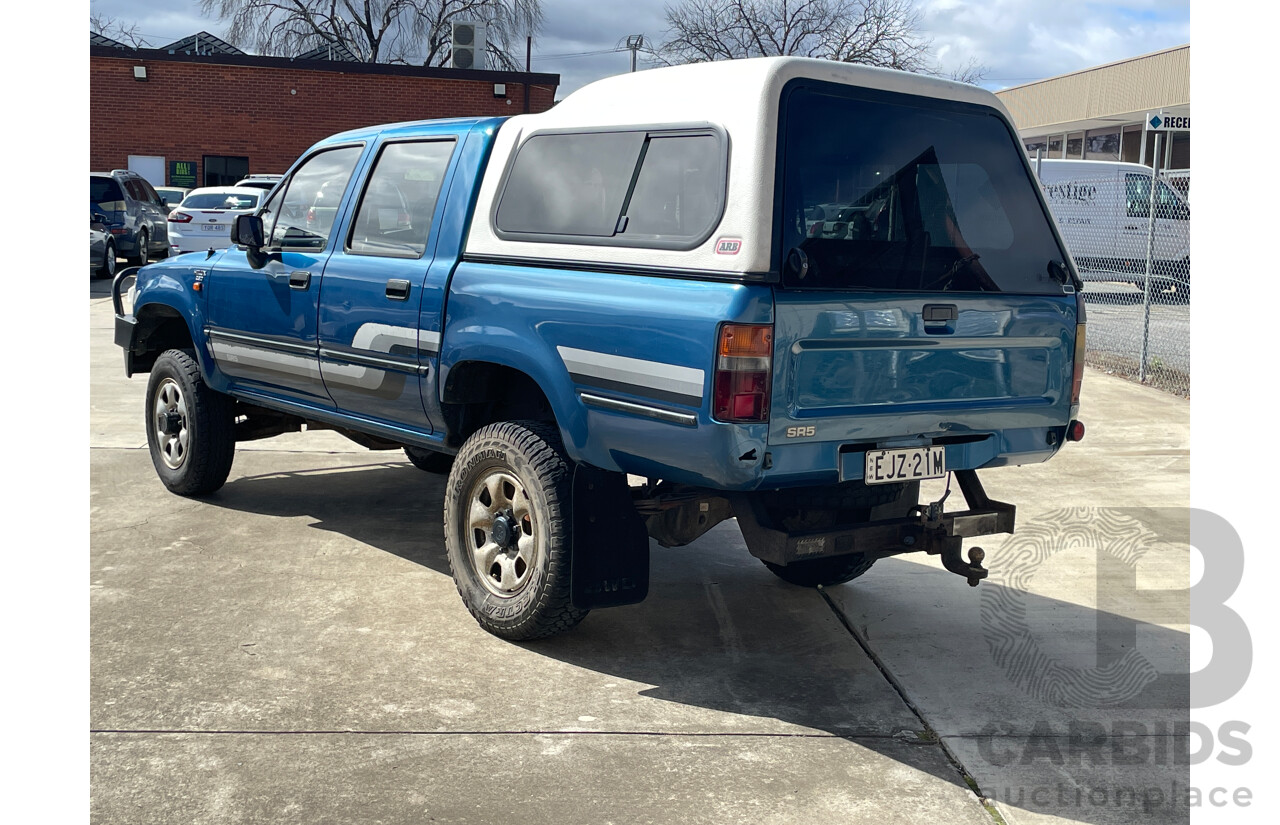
[181,192,259,210]
[778,85,1069,293]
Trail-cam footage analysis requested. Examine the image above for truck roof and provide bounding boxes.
[539,56,1002,129]
[315,115,507,145]
[465,56,1015,276]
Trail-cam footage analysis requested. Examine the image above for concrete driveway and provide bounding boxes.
[90,282,1190,824]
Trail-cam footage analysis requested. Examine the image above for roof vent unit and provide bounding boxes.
[450,21,486,70]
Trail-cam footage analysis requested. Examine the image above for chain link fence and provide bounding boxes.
[1035,160,1190,397]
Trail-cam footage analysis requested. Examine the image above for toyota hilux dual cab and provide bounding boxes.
[113,57,1086,640]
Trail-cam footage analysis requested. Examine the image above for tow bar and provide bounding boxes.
[732,469,1014,586]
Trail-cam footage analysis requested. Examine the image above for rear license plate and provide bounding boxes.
[200,224,225,232]
[864,446,945,485]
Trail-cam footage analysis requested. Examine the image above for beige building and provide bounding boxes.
[994,44,1189,171]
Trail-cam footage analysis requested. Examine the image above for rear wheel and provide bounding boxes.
[129,229,149,265]
[443,420,586,640]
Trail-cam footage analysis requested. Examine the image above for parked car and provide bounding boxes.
[234,174,283,192]
[89,170,169,264]
[155,187,191,215]
[166,187,263,254]
[90,207,116,279]
[114,57,1086,641]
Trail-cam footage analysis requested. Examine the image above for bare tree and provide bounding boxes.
[90,12,152,48]
[198,0,542,69]
[650,0,985,83]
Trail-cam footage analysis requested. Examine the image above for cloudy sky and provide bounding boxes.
[88,0,1190,95]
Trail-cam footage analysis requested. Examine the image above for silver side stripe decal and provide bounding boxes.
[351,323,417,353]
[211,339,321,379]
[557,346,705,402]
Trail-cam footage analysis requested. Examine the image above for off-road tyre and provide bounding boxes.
[404,445,454,474]
[144,349,236,496]
[443,420,587,640]
[762,553,877,587]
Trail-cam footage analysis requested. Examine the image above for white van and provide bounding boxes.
[1033,159,1189,294]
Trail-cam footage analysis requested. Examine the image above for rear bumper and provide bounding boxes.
[758,425,1063,488]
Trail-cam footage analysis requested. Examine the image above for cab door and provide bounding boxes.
[316,137,460,431]
[204,144,366,406]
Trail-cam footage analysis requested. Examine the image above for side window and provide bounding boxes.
[258,180,285,241]
[139,180,162,205]
[1126,173,1151,219]
[269,146,364,250]
[348,140,456,258]
[494,128,725,248]
[123,179,146,202]
[622,134,722,242]
[496,132,645,236]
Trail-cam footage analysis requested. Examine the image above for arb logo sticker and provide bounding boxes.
[715,238,742,255]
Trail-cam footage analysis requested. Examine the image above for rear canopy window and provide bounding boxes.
[778,85,1069,293]
[494,128,725,249]
[90,177,124,211]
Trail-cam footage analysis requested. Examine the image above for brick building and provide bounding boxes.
[90,42,559,187]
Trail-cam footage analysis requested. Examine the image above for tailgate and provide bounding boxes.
[769,290,1077,456]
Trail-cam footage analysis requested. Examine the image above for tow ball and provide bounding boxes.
[936,542,988,587]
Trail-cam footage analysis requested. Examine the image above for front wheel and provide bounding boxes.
[96,239,117,279]
[144,349,236,495]
[443,420,586,640]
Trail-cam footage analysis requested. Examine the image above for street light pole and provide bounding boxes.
[626,35,644,72]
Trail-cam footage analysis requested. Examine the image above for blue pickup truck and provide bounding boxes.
[113,57,1086,640]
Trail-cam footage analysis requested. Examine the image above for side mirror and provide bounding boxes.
[93,212,109,224]
[231,214,266,250]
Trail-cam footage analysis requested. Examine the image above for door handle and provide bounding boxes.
[386,279,411,301]
[922,303,957,322]
[288,270,311,290]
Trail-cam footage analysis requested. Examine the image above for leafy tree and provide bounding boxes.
[198,0,543,69]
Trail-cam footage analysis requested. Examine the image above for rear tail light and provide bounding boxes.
[168,211,193,223]
[713,323,773,423]
[109,227,127,235]
[1071,324,1086,405]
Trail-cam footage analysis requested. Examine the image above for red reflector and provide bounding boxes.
[109,227,127,234]
[1067,420,1086,442]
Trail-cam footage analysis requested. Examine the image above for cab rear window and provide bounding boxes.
[777,84,1069,293]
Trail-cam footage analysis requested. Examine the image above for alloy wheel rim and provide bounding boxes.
[153,377,190,470]
[466,469,537,598]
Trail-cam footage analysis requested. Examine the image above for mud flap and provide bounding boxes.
[570,465,650,610]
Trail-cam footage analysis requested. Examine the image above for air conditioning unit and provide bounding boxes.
[450,21,487,70]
